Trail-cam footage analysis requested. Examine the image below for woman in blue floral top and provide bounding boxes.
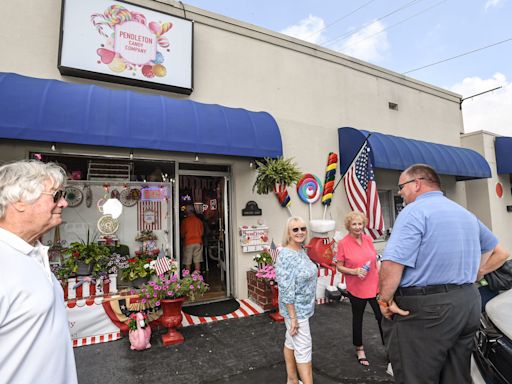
[275,217,318,384]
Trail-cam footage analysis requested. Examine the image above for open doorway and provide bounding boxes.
[179,174,229,302]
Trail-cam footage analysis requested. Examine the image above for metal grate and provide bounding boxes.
[87,161,131,181]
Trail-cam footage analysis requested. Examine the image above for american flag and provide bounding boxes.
[269,240,279,264]
[343,143,385,239]
[155,256,171,276]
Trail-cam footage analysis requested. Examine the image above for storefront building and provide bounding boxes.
[0,0,508,303]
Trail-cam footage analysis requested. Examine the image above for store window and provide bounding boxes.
[378,190,405,238]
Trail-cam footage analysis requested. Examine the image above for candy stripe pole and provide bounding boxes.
[322,153,338,219]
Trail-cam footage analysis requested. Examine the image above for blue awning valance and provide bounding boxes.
[496,136,512,174]
[0,72,282,158]
[338,127,491,181]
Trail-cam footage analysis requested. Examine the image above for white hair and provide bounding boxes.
[0,160,67,219]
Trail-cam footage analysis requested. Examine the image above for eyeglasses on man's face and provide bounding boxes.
[398,177,425,191]
[41,189,67,203]
[291,226,307,233]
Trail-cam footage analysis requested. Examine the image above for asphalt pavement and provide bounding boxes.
[74,300,394,384]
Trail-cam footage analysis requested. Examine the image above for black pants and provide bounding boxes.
[382,284,480,384]
[348,293,384,347]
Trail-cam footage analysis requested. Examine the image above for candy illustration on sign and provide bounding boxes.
[91,4,173,78]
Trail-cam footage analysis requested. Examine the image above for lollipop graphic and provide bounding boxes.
[297,173,323,220]
[322,152,338,218]
[296,173,323,204]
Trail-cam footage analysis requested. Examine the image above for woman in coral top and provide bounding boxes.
[336,211,383,366]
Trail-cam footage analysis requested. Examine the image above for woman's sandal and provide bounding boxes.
[356,347,370,366]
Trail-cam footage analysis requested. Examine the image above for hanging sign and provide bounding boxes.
[239,225,269,253]
[59,0,193,94]
[141,187,169,202]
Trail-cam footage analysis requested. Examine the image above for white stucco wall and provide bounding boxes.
[1,0,476,299]
[462,131,512,252]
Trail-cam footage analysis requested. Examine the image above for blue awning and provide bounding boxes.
[338,127,491,181]
[0,72,282,158]
[496,137,512,174]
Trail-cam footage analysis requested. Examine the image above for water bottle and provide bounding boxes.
[359,261,370,279]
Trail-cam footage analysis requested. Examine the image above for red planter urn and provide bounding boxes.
[269,284,285,322]
[159,297,186,346]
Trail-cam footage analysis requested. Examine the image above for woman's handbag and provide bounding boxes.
[485,260,512,292]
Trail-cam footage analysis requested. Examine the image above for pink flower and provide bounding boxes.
[141,298,146,304]
[155,301,160,306]
[189,284,194,290]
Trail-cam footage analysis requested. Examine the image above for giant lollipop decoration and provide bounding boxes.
[322,152,338,219]
[296,173,323,220]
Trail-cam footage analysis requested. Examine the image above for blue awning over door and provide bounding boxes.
[0,72,283,158]
[338,127,491,181]
[496,136,512,174]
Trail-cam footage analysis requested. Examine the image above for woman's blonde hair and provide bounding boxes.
[282,216,308,246]
[344,211,368,231]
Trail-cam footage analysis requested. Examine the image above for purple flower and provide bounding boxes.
[189,284,194,290]
[141,298,146,304]
[182,269,190,277]
[192,275,198,281]
[155,301,160,306]
[167,291,173,296]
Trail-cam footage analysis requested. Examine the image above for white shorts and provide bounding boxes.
[284,318,312,363]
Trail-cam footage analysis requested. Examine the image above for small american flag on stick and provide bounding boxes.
[155,256,171,276]
[269,240,279,264]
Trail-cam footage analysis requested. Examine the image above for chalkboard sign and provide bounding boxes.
[242,201,262,216]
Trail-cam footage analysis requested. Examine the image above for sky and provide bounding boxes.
[182,0,512,136]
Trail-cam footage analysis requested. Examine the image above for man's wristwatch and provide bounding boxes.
[376,294,392,308]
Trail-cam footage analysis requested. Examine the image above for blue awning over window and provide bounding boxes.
[338,127,491,181]
[496,136,512,174]
[0,72,282,158]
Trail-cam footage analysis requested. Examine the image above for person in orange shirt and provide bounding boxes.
[180,205,204,272]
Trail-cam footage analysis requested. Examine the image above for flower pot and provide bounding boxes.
[159,298,186,346]
[269,284,285,322]
[76,261,93,276]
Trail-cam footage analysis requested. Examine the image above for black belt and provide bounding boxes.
[395,283,471,296]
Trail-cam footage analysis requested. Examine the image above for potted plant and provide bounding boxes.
[62,241,112,278]
[254,249,283,322]
[121,256,158,287]
[138,269,209,346]
[253,249,273,270]
[252,157,301,213]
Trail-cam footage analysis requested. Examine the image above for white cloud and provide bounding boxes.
[332,21,390,63]
[451,73,512,136]
[485,0,505,11]
[280,15,325,45]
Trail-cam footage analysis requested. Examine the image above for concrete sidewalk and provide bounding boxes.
[74,300,393,383]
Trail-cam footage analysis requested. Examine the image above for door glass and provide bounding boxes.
[179,175,227,302]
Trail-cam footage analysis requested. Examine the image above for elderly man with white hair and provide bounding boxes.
[0,160,77,384]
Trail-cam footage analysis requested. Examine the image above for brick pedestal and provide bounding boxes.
[247,270,273,310]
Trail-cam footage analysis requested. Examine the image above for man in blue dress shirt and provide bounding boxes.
[378,164,509,384]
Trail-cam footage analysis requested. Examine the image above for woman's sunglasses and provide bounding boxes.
[292,226,307,233]
[41,189,67,203]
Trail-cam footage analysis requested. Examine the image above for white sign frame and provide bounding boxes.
[58,0,193,94]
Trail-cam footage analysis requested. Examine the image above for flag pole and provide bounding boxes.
[332,133,372,194]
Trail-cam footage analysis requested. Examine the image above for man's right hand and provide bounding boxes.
[380,300,410,320]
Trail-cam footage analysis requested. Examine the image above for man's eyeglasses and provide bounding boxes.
[398,177,425,191]
[292,226,307,233]
[41,189,67,203]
